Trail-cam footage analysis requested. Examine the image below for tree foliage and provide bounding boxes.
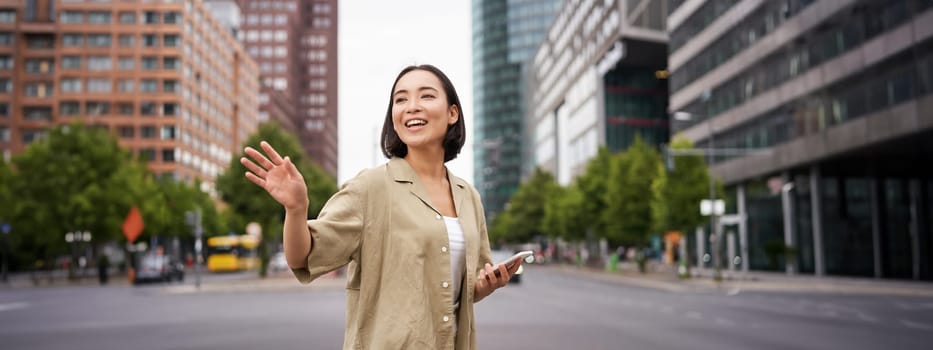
[542,183,586,241]
[215,122,337,244]
[574,147,613,238]
[6,124,152,267]
[488,168,560,245]
[651,136,711,235]
[603,136,661,247]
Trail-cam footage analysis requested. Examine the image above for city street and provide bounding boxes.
[2,266,932,349]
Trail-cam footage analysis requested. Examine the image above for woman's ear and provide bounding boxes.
[448,105,460,125]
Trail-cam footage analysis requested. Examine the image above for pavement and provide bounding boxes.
[564,261,933,297]
[5,263,933,298]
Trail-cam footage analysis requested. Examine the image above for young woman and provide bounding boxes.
[240,64,521,349]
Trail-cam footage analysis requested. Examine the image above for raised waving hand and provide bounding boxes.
[240,141,309,211]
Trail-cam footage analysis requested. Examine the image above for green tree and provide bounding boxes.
[542,183,586,242]
[651,136,710,235]
[489,168,560,244]
[603,136,661,248]
[7,124,150,275]
[215,122,337,277]
[574,147,613,239]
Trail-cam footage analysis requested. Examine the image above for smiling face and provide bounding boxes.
[391,69,459,154]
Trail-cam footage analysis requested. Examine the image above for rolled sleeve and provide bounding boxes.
[291,177,365,284]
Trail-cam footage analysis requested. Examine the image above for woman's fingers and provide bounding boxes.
[260,141,285,166]
[284,156,302,178]
[244,171,265,188]
[240,157,267,179]
[244,146,275,170]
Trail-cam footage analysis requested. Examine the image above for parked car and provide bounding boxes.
[134,253,185,284]
[490,250,526,284]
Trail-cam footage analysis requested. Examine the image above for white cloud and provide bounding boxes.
[338,0,474,185]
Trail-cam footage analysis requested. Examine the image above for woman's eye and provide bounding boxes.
[394,97,407,104]
[421,94,435,99]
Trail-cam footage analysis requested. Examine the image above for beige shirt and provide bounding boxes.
[291,157,493,350]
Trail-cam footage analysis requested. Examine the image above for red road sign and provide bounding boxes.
[122,207,144,243]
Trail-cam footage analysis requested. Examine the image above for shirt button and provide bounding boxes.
[442,281,449,288]
[443,315,450,322]
[441,246,448,253]
[435,214,441,220]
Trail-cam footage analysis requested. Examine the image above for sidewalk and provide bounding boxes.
[554,262,933,297]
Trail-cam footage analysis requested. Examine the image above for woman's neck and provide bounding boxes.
[404,147,447,182]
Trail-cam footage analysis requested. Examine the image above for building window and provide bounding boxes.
[163,34,179,47]
[119,12,136,24]
[0,10,16,23]
[25,59,53,74]
[0,32,13,46]
[118,57,134,70]
[87,12,111,24]
[161,148,175,162]
[22,129,47,144]
[118,34,134,47]
[87,56,111,70]
[140,126,157,138]
[163,57,179,70]
[62,34,83,47]
[87,78,111,93]
[161,125,176,139]
[140,79,158,93]
[0,56,10,70]
[23,106,52,121]
[163,12,181,24]
[140,102,157,115]
[0,127,8,142]
[143,11,159,24]
[60,11,83,24]
[163,80,178,93]
[142,34,158,47]
[62,56,81,69]
[117,103,134,116]
[24,82,53,97]
[60,101,80,116]
[0,79,11,93]
[117,79,134,92]
[0,102,8,116]
[118,126,134,138]
[86,102,110,116]
[163,103,178,116]
[60,78,81,93]
[141,56,158,70]
[87,34,111,47]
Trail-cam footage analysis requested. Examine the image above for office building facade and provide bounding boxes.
[0,0,260,192]
[472,0,562,218]
[236,0,338,177]
[526,0,671,185]
[669,0,933,280]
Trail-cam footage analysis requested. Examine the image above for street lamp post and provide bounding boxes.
[673,111,721,281]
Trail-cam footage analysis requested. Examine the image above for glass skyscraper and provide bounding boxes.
[472,0,562,218]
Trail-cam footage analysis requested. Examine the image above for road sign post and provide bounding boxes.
[1,223,10,283]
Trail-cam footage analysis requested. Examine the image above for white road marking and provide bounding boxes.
[685,311,702,320]
[900,319,933,330]
[0,302,29,312]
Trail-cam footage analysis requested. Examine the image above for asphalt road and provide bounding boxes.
[1,267,932,350]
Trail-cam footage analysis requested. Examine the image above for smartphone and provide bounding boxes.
[492,250,533,278]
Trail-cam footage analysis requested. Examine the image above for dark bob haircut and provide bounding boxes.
[381,64,466,162]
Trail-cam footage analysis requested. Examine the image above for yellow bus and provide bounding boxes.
[206,235,260,272]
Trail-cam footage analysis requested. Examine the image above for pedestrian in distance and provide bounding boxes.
[240,64,522,349]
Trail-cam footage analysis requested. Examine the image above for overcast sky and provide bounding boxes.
[337,1,474,184]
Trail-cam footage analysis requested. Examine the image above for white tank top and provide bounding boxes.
[443,216,466,308]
